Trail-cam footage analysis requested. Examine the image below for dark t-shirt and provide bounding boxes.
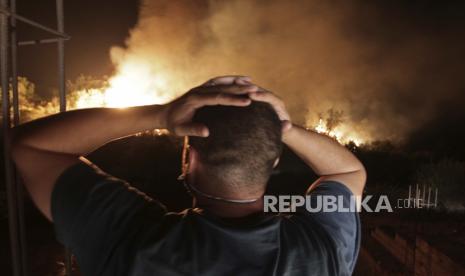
[51,159,360,276]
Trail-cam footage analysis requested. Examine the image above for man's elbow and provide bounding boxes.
[358,165,367,189]
[345,158,367,195]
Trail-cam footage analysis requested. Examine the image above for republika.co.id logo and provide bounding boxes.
[263,184,438,213]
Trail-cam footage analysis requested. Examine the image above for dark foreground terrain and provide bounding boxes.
[1,134,464,275]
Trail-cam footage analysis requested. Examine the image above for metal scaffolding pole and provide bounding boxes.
[9,0,18,125]
[57,0,66,112]
[1,2,70,275]
[1,1,22,275]
[56,1,72,275]
[0,7,69,39]
[18,37,70,46]
[10,0,29,275]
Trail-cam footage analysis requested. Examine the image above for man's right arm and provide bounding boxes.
[282,125,366,197]
[249,88,364,275]
[249,90,366,197]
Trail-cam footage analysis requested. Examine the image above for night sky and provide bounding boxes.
[14,0,465,156]
[16,0,139,92]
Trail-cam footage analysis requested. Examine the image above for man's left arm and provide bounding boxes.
[12,105,168,220]
[11,76,257,221]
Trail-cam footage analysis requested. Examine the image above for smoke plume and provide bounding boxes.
[9,0,465,143]
[107,0,465,142]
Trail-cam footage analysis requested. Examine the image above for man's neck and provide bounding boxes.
[186,173,266,218]
[194,197,264,218]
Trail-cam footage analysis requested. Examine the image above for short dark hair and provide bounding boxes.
[190,101,282,193]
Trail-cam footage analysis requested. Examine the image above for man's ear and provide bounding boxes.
[273,157,280,168]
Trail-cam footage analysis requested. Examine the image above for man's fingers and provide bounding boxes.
[198,84,258,95]
[174,123,209,137]
[249,91,287,111]
[249,91,291,121]
[192,93,251,108]
[234,77,252,85]
[202,76,251,87]
[282,120,293,132]
[249,90,281,105]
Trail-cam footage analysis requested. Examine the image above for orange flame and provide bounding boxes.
[72,62,171,109]
[313,118,364,146]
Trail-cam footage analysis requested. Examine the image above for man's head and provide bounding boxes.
[187,101,282,197]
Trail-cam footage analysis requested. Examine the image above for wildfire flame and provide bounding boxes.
[313,118,364,146]
[8,65,368,145]
[72,62,171,109]
[70,68,366,146]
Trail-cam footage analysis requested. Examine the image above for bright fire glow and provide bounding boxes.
[55,59,368,145]
[314,118,364,146]
[72,62,171,109]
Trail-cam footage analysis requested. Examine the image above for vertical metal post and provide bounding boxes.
[1,1,21,275]
[56,0,72,275]
[57,0,66,112]
[9,0,17,125]
[10,0,28,275]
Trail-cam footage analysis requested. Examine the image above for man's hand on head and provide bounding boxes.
[164,76,258,137]
[198,76,293,136]
[230,78,366,197]
[248,89,293,134]
[202,75,253,87]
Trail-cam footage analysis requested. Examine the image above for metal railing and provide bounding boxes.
[0,1,71,275]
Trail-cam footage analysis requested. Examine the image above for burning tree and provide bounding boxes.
[0,77,60,123]
[312,108,364,146]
